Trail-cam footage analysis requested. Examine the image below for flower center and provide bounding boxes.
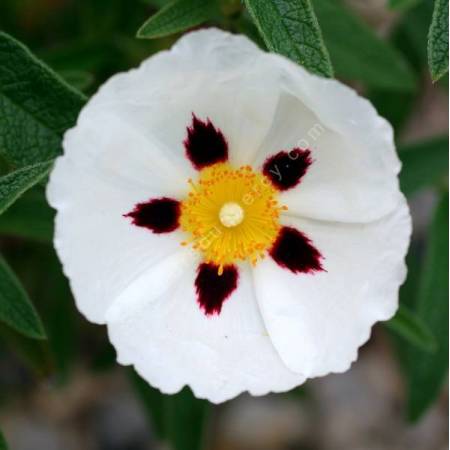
[219,202,244,227]
[180,163,286,274]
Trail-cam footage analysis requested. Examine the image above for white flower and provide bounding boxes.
[47,28,411,403]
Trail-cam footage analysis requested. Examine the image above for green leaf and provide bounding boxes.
[0,323,53,376]
[0,161,52,216]
[391,1,434,73]
[0,254,46,340]
[370,2,434,136]
[406,193,449,421]
[165,387,210,450]
[368,89,417,134]
[0,32,85,168]
[129,372,210,449]
[142,0,169,7]
[129,369,165,439]
[244,0,334,77]
[137,0,215,39]
[398,135,449,196]
[35,249,77,382]
[428,0,449,81]
[58,70,94,92]
[0,187,54,242]
[314,0,417,91]
[385,304,437,352]
[0,430,7,450]
[388,0,420,11]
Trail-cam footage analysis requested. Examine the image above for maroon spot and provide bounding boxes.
[125,197,180,233]
[195,263,238,316]
[184,114,228,170]
[270,226,324,274]
[263,148,312,191]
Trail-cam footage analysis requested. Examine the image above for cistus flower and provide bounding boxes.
[47,28,411,403]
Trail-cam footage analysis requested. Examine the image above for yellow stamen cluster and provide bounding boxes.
[180,163,286,274]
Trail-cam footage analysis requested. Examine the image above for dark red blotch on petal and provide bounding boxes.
[195,263,238,316]
[270,226,324,274]
[184,114,228,170]
[263,148,312,191]
[125,197,180,233]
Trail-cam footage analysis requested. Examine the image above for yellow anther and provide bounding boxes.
[179,163,283,268]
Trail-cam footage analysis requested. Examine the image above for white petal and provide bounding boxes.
[47,123,188,323]
[106,260,305,403]
[253,199,411,377]
[80,28,281,169]
[251,54,402,223]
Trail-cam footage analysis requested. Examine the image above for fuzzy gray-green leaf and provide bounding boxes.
[0,186,54,241]
[0,32,85,168]
[0,161,53,215]
[245,0,333,77]
[137,0,215,39]
[428,0,449,81]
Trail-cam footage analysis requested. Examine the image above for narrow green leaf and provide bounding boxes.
[385,304,437,352]
[369,2,433,135]
[389,247,423,367]
[314,0,417,91]
[407,193,449,421]
[244,0,334,77]
[0,435,6,450]
[0,161,52,215]
[89,341,117,372]
[428,0,449,81]
[129,371,210,449]
[142,0,169,7]
[0,187,54,242]
[368,89,417,134]
[165,387,210,450]
[391,0,434,73]
[0,254,46,340]
[0,430,7,450]
[129,369,165,439]
[0,32,85,168]
[0,323,53,376]
[388,0,420,11]
[398,135,449,196]
[58,70,94,92]
[35,249,77,382]
[137,0,215,39]
[37,40,114,74]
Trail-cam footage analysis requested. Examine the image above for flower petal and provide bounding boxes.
[57,113,189,198]
[253,199,411,377]
[75,29,281,172]
[251,63,402,223]
[47,132,187,323]
[105,260,305,403]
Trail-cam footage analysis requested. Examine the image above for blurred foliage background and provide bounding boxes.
[0,0,448,449]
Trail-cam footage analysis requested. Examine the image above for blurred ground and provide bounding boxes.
[1,332,448,450]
